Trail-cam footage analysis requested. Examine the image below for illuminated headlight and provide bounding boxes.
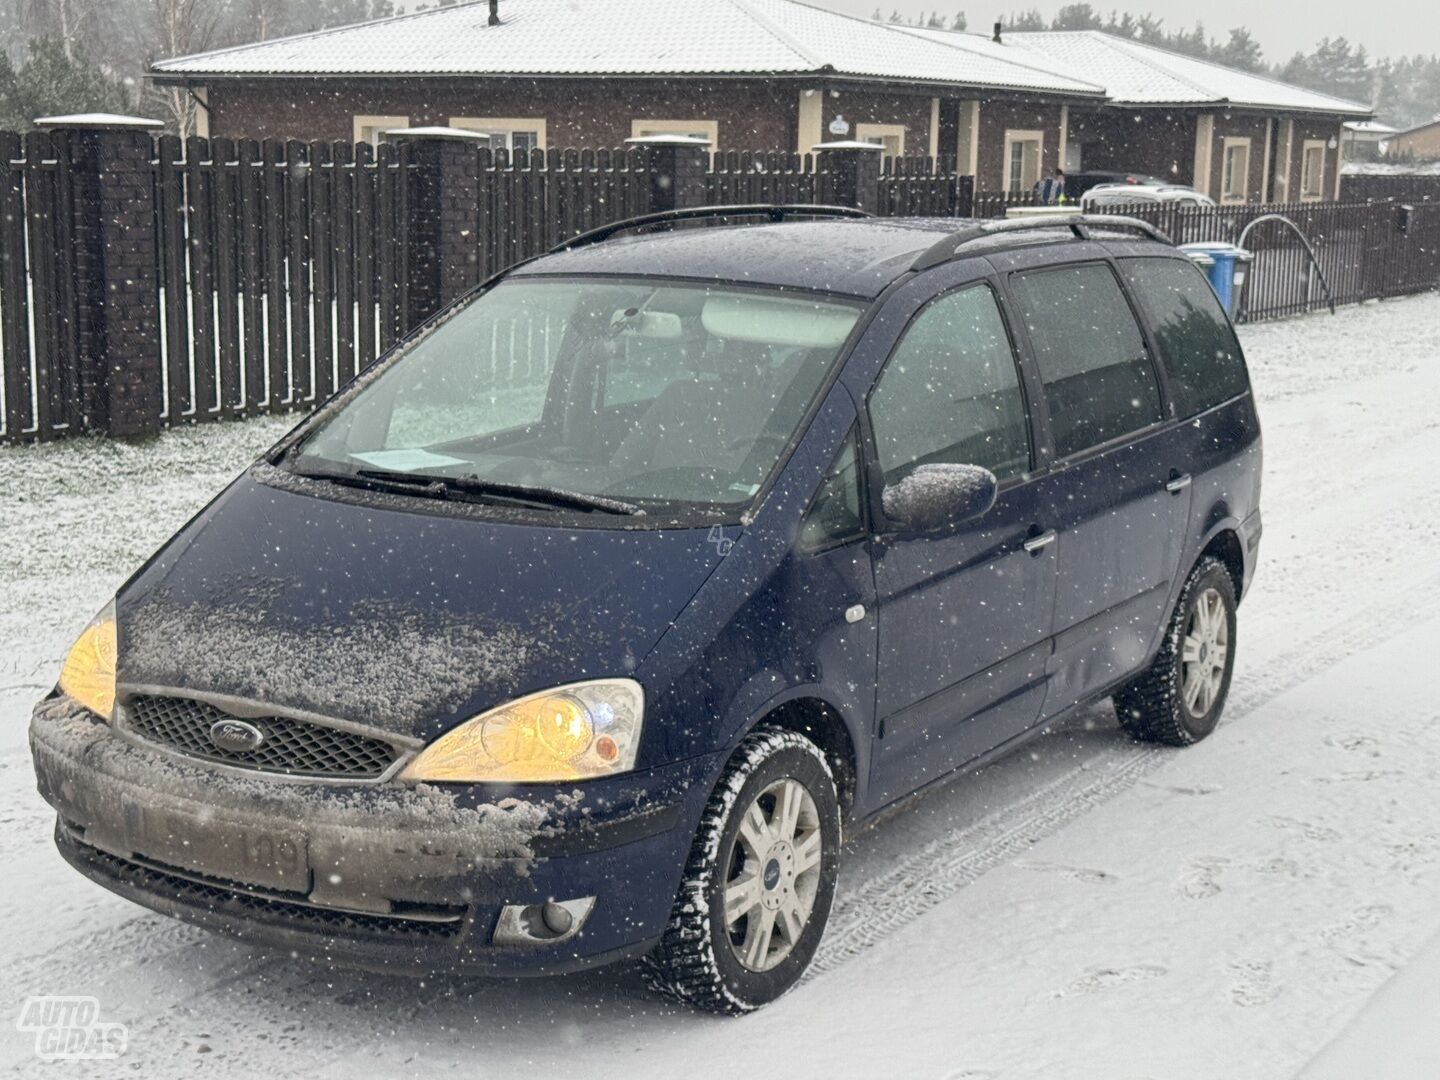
[58,600,117,721]
[400,679,644,783]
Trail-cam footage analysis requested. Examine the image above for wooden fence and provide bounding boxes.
[1,122,1437,443]
[152,136,413,423]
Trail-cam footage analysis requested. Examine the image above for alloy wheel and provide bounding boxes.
[1181,586,1229,718]
[723,777,823,972]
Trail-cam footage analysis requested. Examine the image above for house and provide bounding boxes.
[1390,119,1440,161]
[990,31,1370,203]
[1342,120,1398,162]
[149,0,1105,195]
[150,0,1368,201]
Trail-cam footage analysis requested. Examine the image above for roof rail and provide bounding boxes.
[910,214,1172,272]
[550,204,871,255]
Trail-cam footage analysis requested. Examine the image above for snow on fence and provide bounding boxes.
[1,124,1437,444]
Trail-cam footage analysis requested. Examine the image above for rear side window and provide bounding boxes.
[1010,264,1162,459]
[1122,258,1249,417]
[868,284,1030,484]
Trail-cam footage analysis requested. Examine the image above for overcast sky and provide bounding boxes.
[812,0,1436,62]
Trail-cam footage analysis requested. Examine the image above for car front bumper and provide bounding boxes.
[30,694,718,976]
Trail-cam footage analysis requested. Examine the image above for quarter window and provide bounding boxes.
[868,285,1030,485]
[1121,258,1249,417]
[799,428,864,550]
[1009,264,1162,459]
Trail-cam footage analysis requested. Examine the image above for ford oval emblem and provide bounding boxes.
[209,718,265,754]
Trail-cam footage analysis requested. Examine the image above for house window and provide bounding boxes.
[1300,140,1326,201]
[449,117,549,154]
[630,119,718,147]
[1002,130,1044,195]
[1220,137,1251,204]
[856,122,906,158]
[353,114,410,147]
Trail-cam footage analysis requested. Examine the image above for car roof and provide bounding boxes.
[512,217,1175,298]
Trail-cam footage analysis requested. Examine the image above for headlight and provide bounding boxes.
[58,601,117,721]
[400,679,644,783]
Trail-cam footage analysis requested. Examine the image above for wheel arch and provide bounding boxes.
[719,685,865,820]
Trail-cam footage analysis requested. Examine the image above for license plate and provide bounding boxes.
[119,795,309,893]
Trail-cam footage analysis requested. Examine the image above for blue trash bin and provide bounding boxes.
[1179,243,1253,317]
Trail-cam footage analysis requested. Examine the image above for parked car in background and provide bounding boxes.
[1082,183,1218,210]
[1065,169,1169,199]
[31,207,1262,1015]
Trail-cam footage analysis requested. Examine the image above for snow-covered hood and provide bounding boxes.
[115,467,727,741]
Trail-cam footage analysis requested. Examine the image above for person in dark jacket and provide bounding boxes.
[1034,169,1067,204]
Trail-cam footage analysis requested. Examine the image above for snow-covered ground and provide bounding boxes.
[3,293,1439,1077]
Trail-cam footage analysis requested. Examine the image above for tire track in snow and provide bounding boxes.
[806,569,1440,979]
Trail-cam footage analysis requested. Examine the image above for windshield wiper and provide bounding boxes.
[286,460,643,516]
[348,467,644,516]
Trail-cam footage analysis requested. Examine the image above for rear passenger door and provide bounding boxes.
[1005,261,1192,716]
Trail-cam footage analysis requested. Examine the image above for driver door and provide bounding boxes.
[865,282,1058,806]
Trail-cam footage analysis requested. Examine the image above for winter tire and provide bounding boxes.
[1114,555,1238,746]
[643,728,841,1014]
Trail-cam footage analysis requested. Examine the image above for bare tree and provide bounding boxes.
[144,0,224,136]
[18,0,97,62]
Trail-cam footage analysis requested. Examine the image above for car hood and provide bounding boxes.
[116,468,728,741]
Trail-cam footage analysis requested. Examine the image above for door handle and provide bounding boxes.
[1023,529,1057,554]
[1165,473,1192,494]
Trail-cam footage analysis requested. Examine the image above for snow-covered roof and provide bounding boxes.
[150,0,1103,97]
[980,30,1370,116]
[1344,120,1397,134]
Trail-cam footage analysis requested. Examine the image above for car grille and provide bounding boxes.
[67,834,465,941]
[124,694,401,780]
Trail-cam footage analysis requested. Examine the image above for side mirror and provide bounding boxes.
[882,463,998,534]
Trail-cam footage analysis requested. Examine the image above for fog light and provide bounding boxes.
[492,896,595,946]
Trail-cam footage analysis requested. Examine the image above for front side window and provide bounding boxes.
[293,278,863,515]
[1122,258,1249,417]
[1009,264,1162,459]
[868,284,1030,485]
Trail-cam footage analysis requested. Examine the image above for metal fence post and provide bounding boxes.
[813,141,884,213]
[386,126,487,328]
[37,113,164,438]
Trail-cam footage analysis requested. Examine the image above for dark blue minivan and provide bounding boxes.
[32,209,1261,1013]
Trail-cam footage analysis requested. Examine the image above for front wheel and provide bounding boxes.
[643,728,841,1014]
[1115,556,1238,746]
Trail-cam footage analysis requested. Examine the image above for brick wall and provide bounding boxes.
[205,77,800,150]
[1067,108,1194,183]
[974,100,1065,191]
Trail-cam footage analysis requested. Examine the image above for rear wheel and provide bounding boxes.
[1115,556,1238,746]
[643,728,840,1014]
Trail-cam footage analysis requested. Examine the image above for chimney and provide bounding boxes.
[992,21,1003,43]
[489,0,500,26]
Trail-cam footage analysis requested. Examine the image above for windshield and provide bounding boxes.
[291,278,864,515]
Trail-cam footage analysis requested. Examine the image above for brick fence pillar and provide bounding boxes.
[814,140,884,214]
[386,126,488,328]
[38,113,164,438]
[627,135,713,212]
